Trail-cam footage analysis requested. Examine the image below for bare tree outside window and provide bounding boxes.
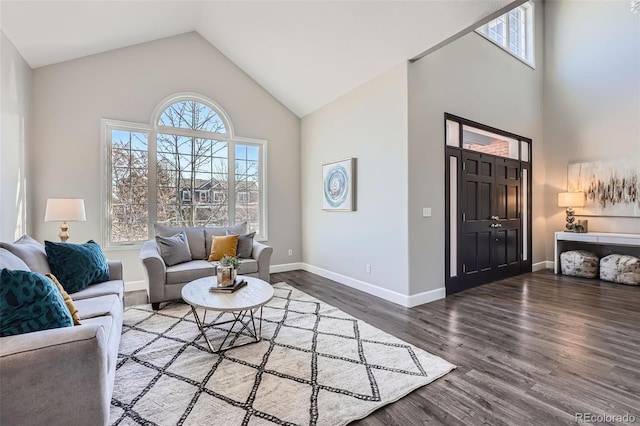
[110,130,149,243]
[106,98,265,246]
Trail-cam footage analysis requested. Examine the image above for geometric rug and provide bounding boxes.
[110,283,455,425]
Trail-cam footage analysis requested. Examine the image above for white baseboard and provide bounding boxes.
[406,287,447,307]
[125,280,147,292]
[270,262,304,273]
[299,263,445,308]
[532,261,554,272]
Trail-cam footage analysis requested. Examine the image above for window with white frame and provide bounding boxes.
[476,2,534,66]
[103,94,267,247]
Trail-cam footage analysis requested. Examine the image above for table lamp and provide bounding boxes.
[45,198,86,242]
[557,192,585,232]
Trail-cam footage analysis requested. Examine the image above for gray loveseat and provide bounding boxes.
[140,224,273,310]
[0,237,124,426]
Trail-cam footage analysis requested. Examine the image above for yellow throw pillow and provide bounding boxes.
[208,235,239,261]
[46,273,81,326]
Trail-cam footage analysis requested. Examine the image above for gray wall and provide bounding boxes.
[1,32,32,241]
[543,0,640,259]
[29,32,301,287]
[301,63,410,299]
[407,0,545,294]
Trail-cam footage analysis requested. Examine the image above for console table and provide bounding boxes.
[554,231,640,274]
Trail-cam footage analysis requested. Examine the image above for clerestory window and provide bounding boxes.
[103,94,267,248]
[476,1,535,67]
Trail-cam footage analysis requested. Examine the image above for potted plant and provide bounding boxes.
[217,255,240,287]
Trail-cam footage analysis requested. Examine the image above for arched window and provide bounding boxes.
[103,93,267,247]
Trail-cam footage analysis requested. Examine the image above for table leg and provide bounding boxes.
[190,305,215,353]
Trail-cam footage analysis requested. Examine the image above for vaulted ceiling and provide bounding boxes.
[1,1,515,117]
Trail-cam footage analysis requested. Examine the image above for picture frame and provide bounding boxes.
[322,158,356,211]
[567,160,640,218]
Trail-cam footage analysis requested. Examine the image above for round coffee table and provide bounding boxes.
[181,276,274,353]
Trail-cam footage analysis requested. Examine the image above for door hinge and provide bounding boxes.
[462,264,466,273]
[462,213,466,221]
[463,162,466,171]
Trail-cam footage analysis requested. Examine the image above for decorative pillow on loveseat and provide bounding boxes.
[226,230,255,258]
[45,240,110,293]
[0,269,73,337]
[0,235,51,274]
[155,231,192,266]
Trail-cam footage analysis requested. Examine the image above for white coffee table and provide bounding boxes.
[181,276,274,353]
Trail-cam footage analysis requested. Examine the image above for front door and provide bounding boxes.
[460,151,522,289]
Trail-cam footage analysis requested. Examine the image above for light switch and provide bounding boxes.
[422,208,432,217]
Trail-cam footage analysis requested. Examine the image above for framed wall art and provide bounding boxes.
[567,160,640,217]
[322,158,356,211]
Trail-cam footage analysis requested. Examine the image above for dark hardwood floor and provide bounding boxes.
[125,270,639,425]
[270,270,640,426]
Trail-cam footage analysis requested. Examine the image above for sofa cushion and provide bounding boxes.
[45,240,110,293]
[0,235,51,274]
[208,235,239,261]
[74,295,121,319]
[0,248,30,271]
[155,231,192,266]
[46,274,81,325]
[204,222,247,257]
[227,231,255,259]
[0,269,73,337]
[71,280,124,302]
[166,260,215,285]
[155,224,206,260]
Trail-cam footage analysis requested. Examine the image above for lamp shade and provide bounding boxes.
[45,198,86,222]
[557,192,585,208]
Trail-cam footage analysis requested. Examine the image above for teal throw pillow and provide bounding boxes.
[0,269,73,337]
[45,240,110,293]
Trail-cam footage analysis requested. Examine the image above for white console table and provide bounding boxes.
[554,231,640,274]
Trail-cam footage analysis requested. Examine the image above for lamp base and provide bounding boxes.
[59,221,69,242]
[565,207,577,231]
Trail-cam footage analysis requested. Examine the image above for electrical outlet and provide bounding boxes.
[288,249,293,256]
[366,264,371,273]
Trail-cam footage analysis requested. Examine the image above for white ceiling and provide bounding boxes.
[1,0,514,117]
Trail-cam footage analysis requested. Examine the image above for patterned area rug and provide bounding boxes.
[110,283,455,425]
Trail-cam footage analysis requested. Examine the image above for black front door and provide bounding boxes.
[460,151,522,289]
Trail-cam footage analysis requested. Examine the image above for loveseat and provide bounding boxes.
[0,237,124,426]
[140,223,273,310]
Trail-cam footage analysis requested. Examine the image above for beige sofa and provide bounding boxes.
[0,238,124,426]
[140,224,273,310]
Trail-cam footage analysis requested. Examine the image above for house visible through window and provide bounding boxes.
[476,1,534,67]
[103,94,267,247]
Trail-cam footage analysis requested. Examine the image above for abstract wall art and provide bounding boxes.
[567,160,640,217]
[322,158,356,211]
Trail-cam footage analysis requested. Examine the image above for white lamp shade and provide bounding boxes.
[45,198,87,222]
[558,192,585,208]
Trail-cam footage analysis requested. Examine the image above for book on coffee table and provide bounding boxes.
[209,279,247,293]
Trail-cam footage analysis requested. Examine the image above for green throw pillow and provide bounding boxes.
[45,240,110,293]
[0,269,73,337]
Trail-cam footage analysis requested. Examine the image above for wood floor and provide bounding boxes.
[269,270,640,426]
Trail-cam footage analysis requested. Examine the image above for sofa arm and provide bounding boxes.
[140,240,167,304]
[252,241,273,282]
[0,324,110,426]
[107,259,123,281]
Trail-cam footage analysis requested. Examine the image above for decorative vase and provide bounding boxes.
[217,266,237,287]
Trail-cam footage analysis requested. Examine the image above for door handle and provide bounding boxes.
[490,223,503,228]
[490,216,500,221]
